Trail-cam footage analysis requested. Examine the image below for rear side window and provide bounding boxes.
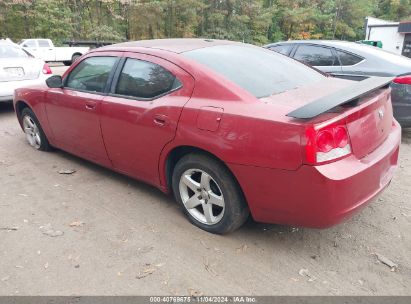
[294,45,337,66]
[269,44,293,55]
[115,58,181,99]
[336,50,363,66]
[38,40,51,47]
[184,44,324,98]
[66,56,117,93]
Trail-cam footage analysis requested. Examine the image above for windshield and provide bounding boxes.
[183,44,325,98]
[0,44,29,58]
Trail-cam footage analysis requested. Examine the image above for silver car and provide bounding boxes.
[0,40,52,102]
[265,40,411,127]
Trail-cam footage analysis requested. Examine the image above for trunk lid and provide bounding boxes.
[0,58,41,82]
[260,77,394,160]
[345,88,393,159]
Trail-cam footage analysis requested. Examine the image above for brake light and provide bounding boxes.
[304,120,351,165]
[393,75,411,85]
[42,63,52,74]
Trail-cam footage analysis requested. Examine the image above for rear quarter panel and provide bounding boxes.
[159,67,304,190]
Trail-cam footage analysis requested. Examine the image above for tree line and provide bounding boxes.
[1,0,410,45]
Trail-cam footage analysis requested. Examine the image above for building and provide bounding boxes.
[365,16,411,58]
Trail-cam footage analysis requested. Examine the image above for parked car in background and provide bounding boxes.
[13,39,400,234]
[0,39,52,102]
[265,40,411,127]
[19,39,89,66]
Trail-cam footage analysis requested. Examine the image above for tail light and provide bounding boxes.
[304,119,352,165]
[393,75,411,85]
[42,63,52,74]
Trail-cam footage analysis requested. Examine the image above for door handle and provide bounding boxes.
[153,114,169,126]
[85,103,96,110]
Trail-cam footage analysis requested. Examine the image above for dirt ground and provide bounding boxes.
[0,71,411,295]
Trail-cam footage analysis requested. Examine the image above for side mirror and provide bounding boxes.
[46,75,63,88]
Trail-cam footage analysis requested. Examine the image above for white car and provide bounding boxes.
[0,40,52,102]
[19,39,89,65]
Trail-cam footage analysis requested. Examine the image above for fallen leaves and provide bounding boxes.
[0,227,18,231]
[69,221,84,227]
[203,257,218,276]
[188,288,203,297]
[58,169,76,175]
[39,224,64,237]
[136,265,157,279]
[135,263,165,280]
[298,268,317,282]
[375,253,398,271]
[236,244,248,253]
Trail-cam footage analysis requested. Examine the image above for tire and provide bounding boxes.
[172,153,249,234]
[63,61,71,66]
[21,107,52,151]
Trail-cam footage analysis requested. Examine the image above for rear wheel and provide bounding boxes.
[63,61,71,66]
[172,153,249,234]
[21,108,51,151]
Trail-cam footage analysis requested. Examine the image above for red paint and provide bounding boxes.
[14,39,401,228]
[196,106,224,131]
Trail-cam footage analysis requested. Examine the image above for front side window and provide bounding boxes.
[38,40,51,47]
[336,50,363,66]
[66,56,117,93]
[115,58,181,99]
[22,40,36,48]
[294,45,337,66]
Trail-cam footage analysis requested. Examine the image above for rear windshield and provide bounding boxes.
[183,44,324,98]
[0,44,29,58]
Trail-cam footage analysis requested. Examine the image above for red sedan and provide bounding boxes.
[13,39,401,234]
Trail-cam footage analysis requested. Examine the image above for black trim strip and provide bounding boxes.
[286,76,394,119]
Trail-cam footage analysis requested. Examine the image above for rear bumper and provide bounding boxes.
[0,77,47,102]
[229,120,401,228]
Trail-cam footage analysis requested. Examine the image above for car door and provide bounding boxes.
[44,53,121,166]
[292,44,342,75]
[100,53,195,185]
[37,39,55,61]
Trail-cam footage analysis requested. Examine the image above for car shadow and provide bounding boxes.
[0,102,14,115]
[51,147,285,235]
[402,128,411,144]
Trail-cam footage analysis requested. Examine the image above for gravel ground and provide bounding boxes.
[0,98,410,296]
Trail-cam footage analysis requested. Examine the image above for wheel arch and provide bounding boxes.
[71,52,82,60]
[15,100,31,127]
[162,145,245,199]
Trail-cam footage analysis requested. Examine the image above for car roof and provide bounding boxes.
[100,38,241,54]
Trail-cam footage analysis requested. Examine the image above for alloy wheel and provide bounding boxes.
[179,169,225,225]
[23,115,41,149]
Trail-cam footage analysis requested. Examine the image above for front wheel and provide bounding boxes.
[172,153,249,234]
[21,108,51,151]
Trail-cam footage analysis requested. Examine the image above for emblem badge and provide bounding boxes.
[378,108,384,120]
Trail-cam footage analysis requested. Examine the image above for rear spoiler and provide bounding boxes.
[286,76,394,119]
